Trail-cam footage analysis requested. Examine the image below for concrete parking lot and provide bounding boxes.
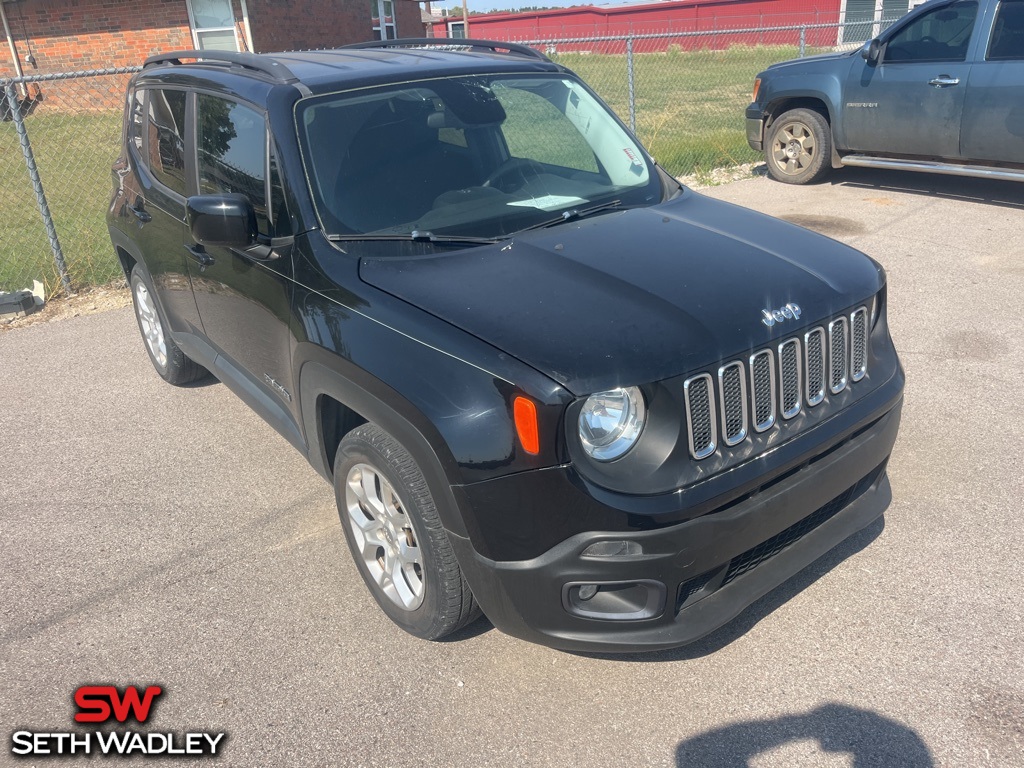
[1,167,1022,767]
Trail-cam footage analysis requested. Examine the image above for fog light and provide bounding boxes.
[563,580,667,621]
[578,584,599,601]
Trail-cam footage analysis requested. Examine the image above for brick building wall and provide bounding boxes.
[1,0,427,79]
[0,0,195,77]
[246,0,424,52]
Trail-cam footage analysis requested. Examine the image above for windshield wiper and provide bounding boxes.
[326,231,503,246]
[516,200,623,234]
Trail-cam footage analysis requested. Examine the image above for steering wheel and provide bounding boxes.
[920,35,938,43]
[482,157,547,192]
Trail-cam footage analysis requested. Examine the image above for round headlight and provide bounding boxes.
[578,386,646,462]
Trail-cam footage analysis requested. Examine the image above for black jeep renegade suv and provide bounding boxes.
[107,40,904,652]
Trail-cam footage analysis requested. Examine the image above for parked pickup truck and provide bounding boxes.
[747,0,1024,184]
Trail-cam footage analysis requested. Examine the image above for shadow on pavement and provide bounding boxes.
[574,515,885,663]
[675,703,933,767]
[829,166,1024,210]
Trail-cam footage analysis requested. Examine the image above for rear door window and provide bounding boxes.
[146,89,188,196]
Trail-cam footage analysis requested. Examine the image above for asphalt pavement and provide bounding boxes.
[1,166,1022,767]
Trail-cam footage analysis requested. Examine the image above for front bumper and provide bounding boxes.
[449,394,902,653]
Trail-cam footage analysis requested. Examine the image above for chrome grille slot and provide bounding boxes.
[683,374,717,460]
[718,362,748,446]
[829,317,849,394]
[778,338,802,419]
[804,327,826,407]
[850,307,868,382]
[749,350,776,433]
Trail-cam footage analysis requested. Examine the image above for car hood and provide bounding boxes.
[359,192,882,395]
[764,49,858,72]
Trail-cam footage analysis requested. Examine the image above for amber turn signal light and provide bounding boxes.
[513,396,540,455]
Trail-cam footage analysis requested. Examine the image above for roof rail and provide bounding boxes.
[341,38,550,62]
[142,50,298,83]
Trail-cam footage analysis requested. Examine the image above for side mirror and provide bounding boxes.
[861,38,882,63]
[187,194,257,249]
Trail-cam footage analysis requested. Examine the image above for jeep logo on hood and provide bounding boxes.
[762,303,802,327]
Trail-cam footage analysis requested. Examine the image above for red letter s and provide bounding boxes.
[74,686,115,723]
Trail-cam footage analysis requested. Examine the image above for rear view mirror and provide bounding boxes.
[861,38,882,63]
[187,194,257,249]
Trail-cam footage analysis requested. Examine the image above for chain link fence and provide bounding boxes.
[508,16,900,180]
[1,69,138,297]
[1,18,901,297]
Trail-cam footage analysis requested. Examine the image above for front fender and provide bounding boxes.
[758,71,846,145]
[297,354,473,538]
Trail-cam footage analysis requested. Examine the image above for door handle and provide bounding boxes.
[127,200,152,223]
[185,244,215,269]
[928,76,960,88]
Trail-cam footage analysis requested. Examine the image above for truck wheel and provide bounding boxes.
[130,266,208,385]
[765,108,832,185]
[334,423,481,640]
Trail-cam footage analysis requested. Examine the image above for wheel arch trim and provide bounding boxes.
[298,356,470,539]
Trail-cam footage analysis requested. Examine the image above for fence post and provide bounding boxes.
[4,82,72,296]
[626,35,636,134]
[799,26,806,57]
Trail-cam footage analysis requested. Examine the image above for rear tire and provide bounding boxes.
[334,423,481,640]
[765,108,832,185]
[130,266,208,386]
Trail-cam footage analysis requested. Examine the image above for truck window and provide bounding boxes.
[988,0,1024,60]
[885,1,979,62]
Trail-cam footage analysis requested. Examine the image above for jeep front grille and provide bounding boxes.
[682,307,869,460]
[718,362,747,446]
[683,373,716,459]
[829,317,848,394]
[804,327,826,406]
[749,350,776,433]
[778,338,802,419]
[851,307,868,381]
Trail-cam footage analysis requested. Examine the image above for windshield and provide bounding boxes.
[296,74,663,242]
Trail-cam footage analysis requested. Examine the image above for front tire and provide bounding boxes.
[130,265,208,386]
[334,424,481,640]
[765,108,832,185]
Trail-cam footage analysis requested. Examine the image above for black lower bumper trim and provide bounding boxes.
[448,400,901,653]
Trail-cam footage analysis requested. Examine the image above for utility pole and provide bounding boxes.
[462,0,470,37]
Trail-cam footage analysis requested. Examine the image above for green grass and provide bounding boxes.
[0,45,810,293]
[1,111,124,295]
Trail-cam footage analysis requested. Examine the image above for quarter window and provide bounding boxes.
[146,89,188,196]
[988,0,1024,60]
[884,1,978,62]
[196,95,274,236]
